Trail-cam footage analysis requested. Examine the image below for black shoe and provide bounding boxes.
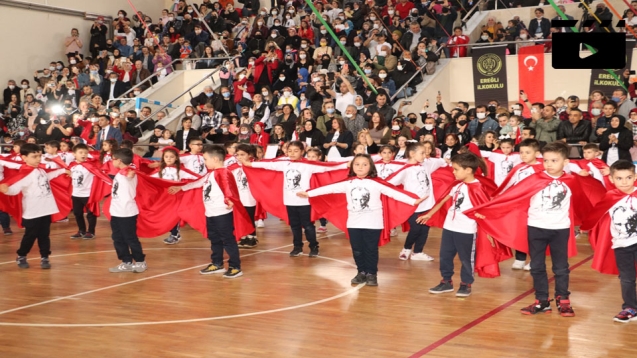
[244,237,258,248]
[456,283,471,297]
[365,273,378,286]
[521,299,553,315]
[3,228,13,235]
[429,280,454,294]
[351,272,367,284]
[16,256,29,269]
[309,247,319,258]
[82,233,95,240]
[223,267,243,279]
[70,232,84,239]
[238,237,248,248]
[40,257,51,269]
[289,248,303,257]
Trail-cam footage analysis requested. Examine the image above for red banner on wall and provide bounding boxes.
[518,45,545,117]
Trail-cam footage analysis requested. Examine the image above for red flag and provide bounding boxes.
[518,45,545,118]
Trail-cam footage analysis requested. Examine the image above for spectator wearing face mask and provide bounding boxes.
[3,80,21,106]
[277,87,299,111]
[273,66,296,93]
[191,86,223,111]
[468,105,499,137]
[313,38,333,61]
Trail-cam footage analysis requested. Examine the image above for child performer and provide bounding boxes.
[299,154,424,286]
[99,139,119,177]
[42,140,63,169]
[151,147,199,245]
[467,142,597,316]
[58,140,74,166]
[0,144,69,269]
[108,148,147,273]
[581,160,637,322]
[180,138,208,176]
[230,144,260,248]
[376,145,406,180]
[387,142,446,261]
[417,152,495,297]
[169,145,252,278]
[306,147,330,233]
[240,141,347,257]
[493,138,544,270]
[6,140,24,161]
[480,138,522,186]
[566,143,611,188]
[69,144,111,240]
[0,157,23,235]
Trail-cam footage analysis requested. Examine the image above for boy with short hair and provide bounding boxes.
[42,140,62,169]
[582,160,637,322]
[567,143,610,188]
[0,143,68,269]
[494,138,544,270]
[69,144,98,240]
[169,145,250,278]
[468,142,595,317]
[108,148,147,273]
[0,155,22,235]
[180,138,207,176]
[481,138,522,186]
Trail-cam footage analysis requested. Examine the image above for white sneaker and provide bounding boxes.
[390,229,398,237]
[132,261,147,273]
[256,219,265,228]
[523,262,531,271]
[109,262,134,273]
[511,260,526,270]
[411,252,434,261]
[399,249,411,260]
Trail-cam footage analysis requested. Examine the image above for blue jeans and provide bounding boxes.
[438,36,450,58]
[348,228,382,274]
[207,212,241,269]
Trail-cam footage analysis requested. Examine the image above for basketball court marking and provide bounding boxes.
[408,254,594,357]
[0,234,367,327]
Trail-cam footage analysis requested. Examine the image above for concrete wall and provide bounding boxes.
[0,0,167,92]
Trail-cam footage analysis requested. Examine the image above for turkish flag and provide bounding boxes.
[518,45,545,118]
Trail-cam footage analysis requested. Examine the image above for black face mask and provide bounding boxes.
[458,120,468,126]
[442,8,449,13]
[409,117,417,124]
[242,112,249,117]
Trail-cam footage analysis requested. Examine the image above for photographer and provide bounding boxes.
[46,114,73,141]
[64,28,83,60]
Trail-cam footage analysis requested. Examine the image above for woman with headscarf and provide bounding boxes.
[299,120,325,149]
[295,68,310,96]
[599,115,633,165]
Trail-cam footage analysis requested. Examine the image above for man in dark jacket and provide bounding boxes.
[589,4,614,33]
[557,109,592,156]
[528,8,551,39]
[364,93,396,124]
[3,80,20,105]
[400,22,425,51]
[190,86,223,111]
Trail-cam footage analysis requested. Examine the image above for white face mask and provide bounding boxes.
[40,119,47,125]
[313,77,320,82]
[275,22,281,26]
[70,60,76,64]
[320,30,327,34]
[301,44,307,49]
[339,61,345,65]
[340,40,346,45]
[513,110,522,116]
[354,42,361,47]
[388,10,394,15]
[299,54,306,59]
[591,108,602,116]
[271,33,277,38]
[134,91,141,96]
[520,34,528,40]
[344,113,353,118]
[378,51,387,57]
[391,125,400,130]
[476,112,486,119]
[424,124,434,130]
[481,35,488,40]
[379,73,387,79]
[272,11,278,15]
[8,85,15,90]
[239,74,246,80]
[284,91,291,97]
[370,16,377,21]
[241,130,248,134]
[262,91,269,97]
[110,78,117,82]
[21,85,28,89]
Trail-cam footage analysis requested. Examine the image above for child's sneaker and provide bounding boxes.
[200,263,225,275]
[223,267,243,279]
[16,256,29,269]
[429,280,454,294]
[511,260,525,270]
[109,262,134,273]
[56,217,69,223]
[411,252,434,261]
[351,272,367,284]
[614,308,637,323]
[523,263,531,271]
[365,273,378,286]
[256,219,265,228]
[70,232,84,239]
[163,234,181,245]
[556,296,575,317]
[520,299,552,315]
[398,248,412,260]
[390,228,398,237]
[237,237,249,248]
[456,283,471,297]
[289,248,303,257]
[40,257,51,269]
[82,233,95,240]
[244,236,258,248]
[132,261,147,273]
[317,226,328,233]
[309,247,319,258]
[3,228,12,235]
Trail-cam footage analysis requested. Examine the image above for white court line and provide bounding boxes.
[0,233,345,318]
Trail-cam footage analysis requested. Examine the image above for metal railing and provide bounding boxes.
[0,0,113,22]
[134,68,222,129]
[462,0,486,23]
[391,69,426,102]
[116,56,235,101]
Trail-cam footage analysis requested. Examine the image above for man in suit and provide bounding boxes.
[133,46,154,73]
[552,5,574,33]
[130,60,152,90]
[95,114,123,149]
[101,72,126,106]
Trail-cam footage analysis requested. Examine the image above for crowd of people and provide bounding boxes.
[2,0,637,327]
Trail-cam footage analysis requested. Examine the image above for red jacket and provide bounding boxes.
[232,77,255,105]
[112,65,135,83]
[249,56,279,85]
[250,131,270,147]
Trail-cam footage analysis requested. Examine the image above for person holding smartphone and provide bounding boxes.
[65,28,83,60]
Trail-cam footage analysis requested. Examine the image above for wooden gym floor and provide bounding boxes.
[0,215,634,358]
